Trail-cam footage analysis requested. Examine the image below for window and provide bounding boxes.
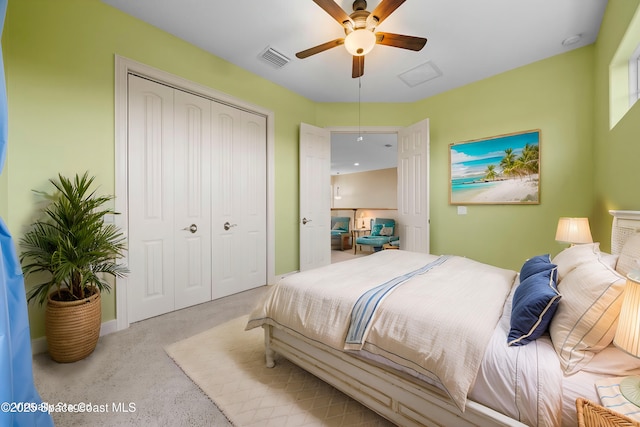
[630,42,640,107]
[610,7,640,129]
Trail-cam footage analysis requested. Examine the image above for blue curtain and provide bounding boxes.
[0,1,54,425]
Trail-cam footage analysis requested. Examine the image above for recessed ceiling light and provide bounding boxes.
[561,35,582,47]
[354,162,360,166]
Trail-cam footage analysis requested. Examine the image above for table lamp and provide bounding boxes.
[555,217,593,246]
[613,270,640,406]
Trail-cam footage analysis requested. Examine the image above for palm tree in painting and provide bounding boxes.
[500,148,516,177]
[520,144,539,175]
[512,144,539,179]
[484,164,498,181]
[497,144,539,180]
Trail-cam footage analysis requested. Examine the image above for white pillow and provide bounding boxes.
[581,345,640,376]
[551,243,601,280]
[549,258,626,375]
[380,226,393,236]
[600,252,619,270]
[616,232,640,277]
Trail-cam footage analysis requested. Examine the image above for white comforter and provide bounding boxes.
[246,250,517,411]
[470,284,564,427]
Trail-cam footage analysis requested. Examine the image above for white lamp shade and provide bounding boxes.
[344,29,376,56]
[614,272,640,358]
[555,217,593,244]
[334,186,342,200]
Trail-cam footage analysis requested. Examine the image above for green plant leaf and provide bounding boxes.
[19,172,129,305]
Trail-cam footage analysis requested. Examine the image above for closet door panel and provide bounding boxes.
[127,75,176,322]
[173,90,212,309]
[239,112,267,288]
[211,104,266,298]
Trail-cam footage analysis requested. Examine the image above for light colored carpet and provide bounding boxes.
[165,316,394,427]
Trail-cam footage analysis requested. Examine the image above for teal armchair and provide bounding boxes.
[355,218,399,252]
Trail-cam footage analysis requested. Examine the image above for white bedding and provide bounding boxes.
[350,282,567,426]
[246,248,640,426]
[469,274,640,427]
[470,285,564,427]
[247,250,516,411]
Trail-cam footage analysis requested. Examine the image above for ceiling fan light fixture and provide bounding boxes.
[344,29,376,56]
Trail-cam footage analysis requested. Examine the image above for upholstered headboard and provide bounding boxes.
[610,210,640,255]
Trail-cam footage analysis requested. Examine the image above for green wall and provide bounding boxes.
[3,0,314,338]
[3,0,639,340]
[317,47,596,269]
[592,0,640,248]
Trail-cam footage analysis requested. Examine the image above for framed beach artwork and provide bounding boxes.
[449,129,541,205]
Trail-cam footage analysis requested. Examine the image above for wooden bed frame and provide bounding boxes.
[262,210,640,427]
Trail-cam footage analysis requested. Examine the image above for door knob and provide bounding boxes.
[182,224,197,233]
[223,221,237,231]
[302,217,312,225]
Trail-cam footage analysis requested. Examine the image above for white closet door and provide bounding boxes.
[127,75,176,322]
[128,76,267,322]
[173,90,212,309]
[211,103,267,298]
[237,110,267,291]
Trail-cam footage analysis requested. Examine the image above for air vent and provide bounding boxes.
[259,46,291,69]
[398,61,442,88]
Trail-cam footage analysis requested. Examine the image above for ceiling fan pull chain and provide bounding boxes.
[357,77,363,142]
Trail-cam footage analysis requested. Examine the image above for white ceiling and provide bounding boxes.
[100,0,607,103]
[331,132,397,175]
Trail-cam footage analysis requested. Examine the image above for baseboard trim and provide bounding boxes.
[31,319,118,355]
[276,270,299,283]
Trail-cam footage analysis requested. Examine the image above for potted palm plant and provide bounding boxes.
[20,172,128,362]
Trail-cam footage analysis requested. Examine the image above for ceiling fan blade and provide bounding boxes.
[369,0,406,26]
[312,0,353,26]
[296,38,345,59]
[352,55,365,78]
[376,32,427,51]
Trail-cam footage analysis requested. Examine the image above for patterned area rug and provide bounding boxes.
[165,316,393,427]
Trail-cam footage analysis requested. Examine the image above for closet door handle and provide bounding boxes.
[223,222,237,231]
[182,224,198,233]
[302,217,312,225]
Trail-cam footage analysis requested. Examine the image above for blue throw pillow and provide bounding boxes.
[508,268,561,346]
[520,254,557,282]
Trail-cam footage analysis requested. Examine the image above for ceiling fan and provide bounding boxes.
[296,0,427,78]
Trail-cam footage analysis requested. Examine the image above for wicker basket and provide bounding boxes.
[45,289,101,363]
[576,398,640,427]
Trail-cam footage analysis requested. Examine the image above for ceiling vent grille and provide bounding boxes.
[398,61,442,87]
[259,46,291,69]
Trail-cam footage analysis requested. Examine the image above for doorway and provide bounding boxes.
[299,121,430,269]
[330,128,399,256]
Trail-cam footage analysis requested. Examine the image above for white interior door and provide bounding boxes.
[299,123,331,271]
[173,90,212,309]
[127,75,177,322]
[398,118,430,253]
[211,103,267,298]
[129,76,266,322]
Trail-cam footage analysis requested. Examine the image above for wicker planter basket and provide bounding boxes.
[45,289,101,363]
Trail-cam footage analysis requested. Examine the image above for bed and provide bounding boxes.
[246,210,640,427]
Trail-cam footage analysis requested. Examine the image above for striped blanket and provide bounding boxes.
[246,250,516,411]
[596,377,640,421]
[344,255,450,349]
